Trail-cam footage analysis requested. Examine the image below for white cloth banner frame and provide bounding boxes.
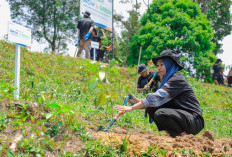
[80,0,113,32]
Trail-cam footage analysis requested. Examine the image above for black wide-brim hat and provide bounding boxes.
[152,49,184,71]
[138,64,150,74]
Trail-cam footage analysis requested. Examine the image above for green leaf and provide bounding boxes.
[7,151,15,157]
[57,121,62,127]
[59,106,73,114]
[46,103,61,109]
[88,78,99,91]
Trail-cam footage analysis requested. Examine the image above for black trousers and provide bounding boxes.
[147,107,204,137]
[228,76,232,86]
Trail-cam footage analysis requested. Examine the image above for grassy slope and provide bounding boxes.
[0,41,231,156]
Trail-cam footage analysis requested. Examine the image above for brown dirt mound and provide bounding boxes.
[94,130,232,156]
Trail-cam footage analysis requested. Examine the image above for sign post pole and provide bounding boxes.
[8,22,31,100]
[94,48,96,61]
[14,44,20,100]
[135,46,142,93]
[112,0,114,59]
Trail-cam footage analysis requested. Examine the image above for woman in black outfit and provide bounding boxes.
[114,50,204,138]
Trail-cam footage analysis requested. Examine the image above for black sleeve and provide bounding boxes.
[91,20,94,27]
[77,20,80,29]
[137,77,142,88]
[213,64,219,72]
[155,75,160,82]
[161,74,188,98]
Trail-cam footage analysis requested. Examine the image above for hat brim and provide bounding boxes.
[138,67,150,74]
[152,56,183,71]
[82,12,90,17]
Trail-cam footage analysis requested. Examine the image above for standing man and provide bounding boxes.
[137,64,159,93]
[213,67,225,85]
[212,58,223,79]
[76,11,94,59]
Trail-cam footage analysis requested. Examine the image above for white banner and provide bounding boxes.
[8,22,31,48]
[80,0,112,32]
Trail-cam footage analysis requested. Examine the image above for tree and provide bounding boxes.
[193,0,232,55]
[128,0,216,82]
[114,3,141,64]
[8,0,79,54]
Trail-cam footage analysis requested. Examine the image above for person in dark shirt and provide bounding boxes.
[90,28,105,60]
[98,43,113,62]
[137,64,159,93]
[76,11,94,59]
[214,67,225,85]
[212,58,222,78]
[114,50,204,138]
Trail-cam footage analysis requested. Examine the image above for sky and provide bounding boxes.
[0,0,231,74]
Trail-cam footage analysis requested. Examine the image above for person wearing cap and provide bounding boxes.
[137,64,160,93]
[214,67,225,85]
[114,49,204,138]
[76,11,94,59]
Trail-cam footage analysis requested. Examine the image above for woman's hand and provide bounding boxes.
[114,105,133,113]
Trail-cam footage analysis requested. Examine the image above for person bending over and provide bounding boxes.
[137,64,159,94]
[114,50,204,138]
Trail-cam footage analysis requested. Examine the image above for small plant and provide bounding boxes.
[74,124,91,142]
[0,113,9,131]
[17,137,54,156]
[45,103,74,120]
[141,145,168,157]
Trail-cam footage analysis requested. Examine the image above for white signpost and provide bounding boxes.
[91,41,99,61]
[80,0,113,32]
[8,22,31,100]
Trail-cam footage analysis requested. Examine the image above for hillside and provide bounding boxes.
[0,41,232,156]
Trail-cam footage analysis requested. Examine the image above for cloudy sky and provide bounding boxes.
[0,0,231,74]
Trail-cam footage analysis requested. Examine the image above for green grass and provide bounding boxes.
[0,40,231,156]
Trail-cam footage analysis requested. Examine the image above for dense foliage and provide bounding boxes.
[114,3,141,64]
[7,0,79,54]
[128,0,216,82]
[193,0,232,55]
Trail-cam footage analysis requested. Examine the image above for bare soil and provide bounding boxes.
[94,127,232,156]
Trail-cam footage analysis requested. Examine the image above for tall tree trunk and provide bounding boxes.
[51,41,56,54]
[123,34,130,65]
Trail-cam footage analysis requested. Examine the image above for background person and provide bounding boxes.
[227,67,232,87]
[114,50,204,138]
[212,58,223,79]
[90,28,105,60]
[137,64,159,93]
[213,67,225,85]
[98,43,113,62]
[76,11,94,59]
[144,72,159,90]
